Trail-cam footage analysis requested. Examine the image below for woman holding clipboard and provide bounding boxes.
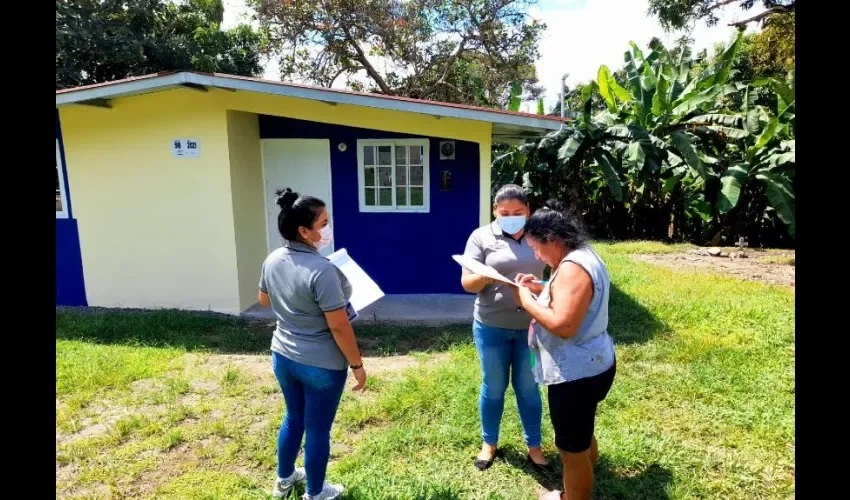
[460,184,549,471]
[258,188,366,500]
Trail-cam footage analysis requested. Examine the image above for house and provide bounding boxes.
[56,71,564,314]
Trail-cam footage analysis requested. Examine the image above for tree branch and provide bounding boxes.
[728,3,794,27]
[708,0,743,12]
[420,37,468,98]
[341,25,391,93]
[327,64,363,87]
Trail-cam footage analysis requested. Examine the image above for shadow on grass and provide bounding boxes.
[501,448,562,491]
[57,282,664,356]
[56,307,472,357]
[608,284,667,344]
[501,449,672,499]
[595,456,673,500]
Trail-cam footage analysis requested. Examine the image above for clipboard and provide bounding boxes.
[452,254,518,287]
[328,248,384,312]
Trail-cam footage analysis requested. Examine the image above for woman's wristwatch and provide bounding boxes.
[350,363,363,370]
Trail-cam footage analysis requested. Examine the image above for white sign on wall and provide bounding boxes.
[171,138,200,158]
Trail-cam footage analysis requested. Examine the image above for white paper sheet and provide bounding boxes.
[328,248,385,312]
[452,254,518,287]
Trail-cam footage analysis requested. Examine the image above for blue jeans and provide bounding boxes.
[272,352,347,496]
[473,320,542,447]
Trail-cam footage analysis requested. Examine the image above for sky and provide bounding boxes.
[222,0,764,112]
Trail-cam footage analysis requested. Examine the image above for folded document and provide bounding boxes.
[328,248,385,312]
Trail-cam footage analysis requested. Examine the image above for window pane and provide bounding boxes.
[378,167,392,187]
[364,166,376,187]
[410,146,423,165]
[396,187,407,206]
[410,165,424,185]
[378,188,393,206]
[56,160,63,212]
[363,146,375,165]
[378,146,392,165]
[410,187,424,206]
[395,146,407,165]
[364,187,376,206]
[395,165,407,186]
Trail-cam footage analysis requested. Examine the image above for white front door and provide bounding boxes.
[262,139,333,256]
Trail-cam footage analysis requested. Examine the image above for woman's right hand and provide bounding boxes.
[516,273,544,295]
[351,366,367,391]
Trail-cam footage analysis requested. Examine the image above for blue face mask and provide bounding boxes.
[497,215,526,235]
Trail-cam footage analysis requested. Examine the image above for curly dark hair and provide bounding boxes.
[525,199,589,248]
[275,188,326,242]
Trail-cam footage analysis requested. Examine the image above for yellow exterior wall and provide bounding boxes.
[226,111,266,311]
[478,131,493,226]
[60,86,494,312]
[59,90,243,314]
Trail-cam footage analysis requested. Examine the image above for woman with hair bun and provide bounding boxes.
[258,188,365,500]
[513,199,616,500]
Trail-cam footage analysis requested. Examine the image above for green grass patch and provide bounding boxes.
[56,242,794,499]
[761,255,795,266]
[596,240,696,255]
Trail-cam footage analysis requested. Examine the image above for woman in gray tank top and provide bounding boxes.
[513,200,616,500]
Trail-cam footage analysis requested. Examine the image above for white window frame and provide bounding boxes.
[357,139,430,213]
[56,139,70,219]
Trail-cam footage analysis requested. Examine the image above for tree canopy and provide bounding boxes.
[647,0,795,30]
[56,0,266,89]
[248,0,545,107]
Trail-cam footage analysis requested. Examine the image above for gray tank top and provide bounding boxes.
[530,245,615,385]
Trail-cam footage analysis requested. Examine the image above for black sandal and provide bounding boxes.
[526,454,551,472]
[474,449,498,470]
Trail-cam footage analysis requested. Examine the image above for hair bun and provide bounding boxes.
[543,198,567,214]
[275,188,299,210]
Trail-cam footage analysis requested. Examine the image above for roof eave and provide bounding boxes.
[56,72,564,134]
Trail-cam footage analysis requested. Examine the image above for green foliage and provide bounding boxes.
[647,0,796,31]
[492,34,795,245]
[56,0,265,89]
[750,12,795,75]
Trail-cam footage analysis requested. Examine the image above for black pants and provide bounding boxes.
[547,362,616,453]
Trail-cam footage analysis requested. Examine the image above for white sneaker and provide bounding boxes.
[302,482,344,500]
[272,468,306,498]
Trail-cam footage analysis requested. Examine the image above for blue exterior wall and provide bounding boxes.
[259,115,480,294]
[56,111,88,306]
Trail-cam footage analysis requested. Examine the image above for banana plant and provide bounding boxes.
[712,70,795,238]
[544,32,745,207]
[490,35,794,242]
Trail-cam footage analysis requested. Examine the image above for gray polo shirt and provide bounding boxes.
[259,240,352,370]
[463,222,546,330]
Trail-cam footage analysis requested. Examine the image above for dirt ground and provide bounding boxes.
[632,247,795,287]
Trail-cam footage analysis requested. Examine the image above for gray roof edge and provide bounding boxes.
[57,72,563,132]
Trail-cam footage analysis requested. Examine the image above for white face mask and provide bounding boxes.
[315,225,333,251]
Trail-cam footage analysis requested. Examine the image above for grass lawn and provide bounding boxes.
[56,242,794,499]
